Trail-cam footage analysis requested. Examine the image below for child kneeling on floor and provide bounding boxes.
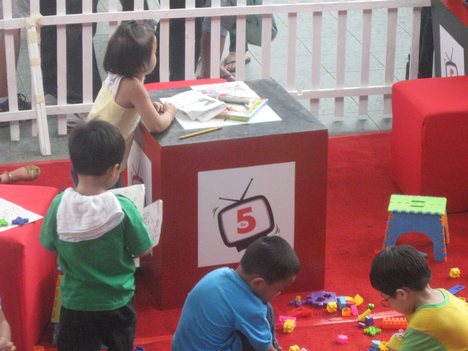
[172,235,300,351]
[40,120,153,351]
[370,245,468,351]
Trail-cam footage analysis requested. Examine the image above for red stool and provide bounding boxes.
[391,76,468,213]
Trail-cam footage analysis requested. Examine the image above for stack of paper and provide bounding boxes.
[166,90,227,123]
[218,97,269,122]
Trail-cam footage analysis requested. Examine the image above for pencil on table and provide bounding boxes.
[178,126,222,140]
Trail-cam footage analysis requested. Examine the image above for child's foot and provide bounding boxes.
[197,67,236,82]
[0,165,41,184]
[220,66,236,82]
[222,51,251,73]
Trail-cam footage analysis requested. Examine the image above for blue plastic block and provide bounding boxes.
[448,284,465,295]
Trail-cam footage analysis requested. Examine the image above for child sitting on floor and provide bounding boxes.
[172,235,300,351]
[370,244,468,350]
[40,120,153,350]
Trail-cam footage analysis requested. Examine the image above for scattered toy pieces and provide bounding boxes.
[326,301,338,313]
[364,325,382,336]
[449,267,461,279]
[357,308,372,322]
[448,284,465,295]
[289,306,312,318]
[283,319,296,334]
[381,317,408,330]
[12,216,29,225]
[288,346,307,351]
[337,334,348,344]
[353,294,364,306]
[308,290,337,307]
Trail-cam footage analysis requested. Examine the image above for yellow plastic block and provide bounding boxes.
[283,319,296,334]
[449,267,461,278]
[353,294,364,306]
[326,301,338,313]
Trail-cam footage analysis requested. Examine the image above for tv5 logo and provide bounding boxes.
[217,178,276,251]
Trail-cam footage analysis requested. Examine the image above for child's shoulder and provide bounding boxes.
[201,268,249,292]
[112,193,137,207]
[50,189,67,208]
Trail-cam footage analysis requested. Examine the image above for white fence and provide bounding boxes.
[0,0,430,155]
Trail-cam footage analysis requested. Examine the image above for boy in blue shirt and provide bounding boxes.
[172,235,300,351]
[40,120,153,351]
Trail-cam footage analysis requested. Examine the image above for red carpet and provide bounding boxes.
[2,132,467,350]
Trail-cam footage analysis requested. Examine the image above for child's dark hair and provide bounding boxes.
[370,245,432,297]
[68,120,125,176]
[103,20,155,77]
[241,236,300,284]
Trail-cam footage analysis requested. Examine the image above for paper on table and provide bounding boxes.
[0,198,43,232]
[170,104,281,130]
[162,81,282,130]
[165,90,227,123]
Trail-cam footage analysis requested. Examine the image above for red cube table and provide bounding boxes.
[131,79,328,309]
[0,184,59,351]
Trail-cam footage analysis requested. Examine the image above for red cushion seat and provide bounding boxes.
[0,185,59,351]
[391,76,468,213]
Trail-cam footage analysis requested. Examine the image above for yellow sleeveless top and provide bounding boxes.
[88,74,140,171]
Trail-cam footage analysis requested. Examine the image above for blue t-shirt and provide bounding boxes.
[172,267,273,351]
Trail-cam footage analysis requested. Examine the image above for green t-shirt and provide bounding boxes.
[40,192,152,311]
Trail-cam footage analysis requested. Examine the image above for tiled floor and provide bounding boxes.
[1,1,414,164]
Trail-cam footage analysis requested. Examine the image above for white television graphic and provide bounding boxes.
[217,179,274,251]
[198,162,295,267]
[439,25,464,77]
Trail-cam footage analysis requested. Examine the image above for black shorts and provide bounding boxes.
[57,298,136,351]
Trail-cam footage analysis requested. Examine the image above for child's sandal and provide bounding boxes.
[24,165,41,181]
[0,171,12,184]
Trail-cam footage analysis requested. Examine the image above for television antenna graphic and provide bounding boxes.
[219,178,254,203]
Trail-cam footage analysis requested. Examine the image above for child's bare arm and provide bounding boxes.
[128,82,175,133]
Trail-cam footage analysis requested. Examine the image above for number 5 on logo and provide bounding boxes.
[237,207,256,234]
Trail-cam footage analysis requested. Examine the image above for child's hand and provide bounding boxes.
[163,102,176,118]
[153,102,165,113]
[0,337,16,351]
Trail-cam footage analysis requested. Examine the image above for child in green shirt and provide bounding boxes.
[40,120,153,351]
